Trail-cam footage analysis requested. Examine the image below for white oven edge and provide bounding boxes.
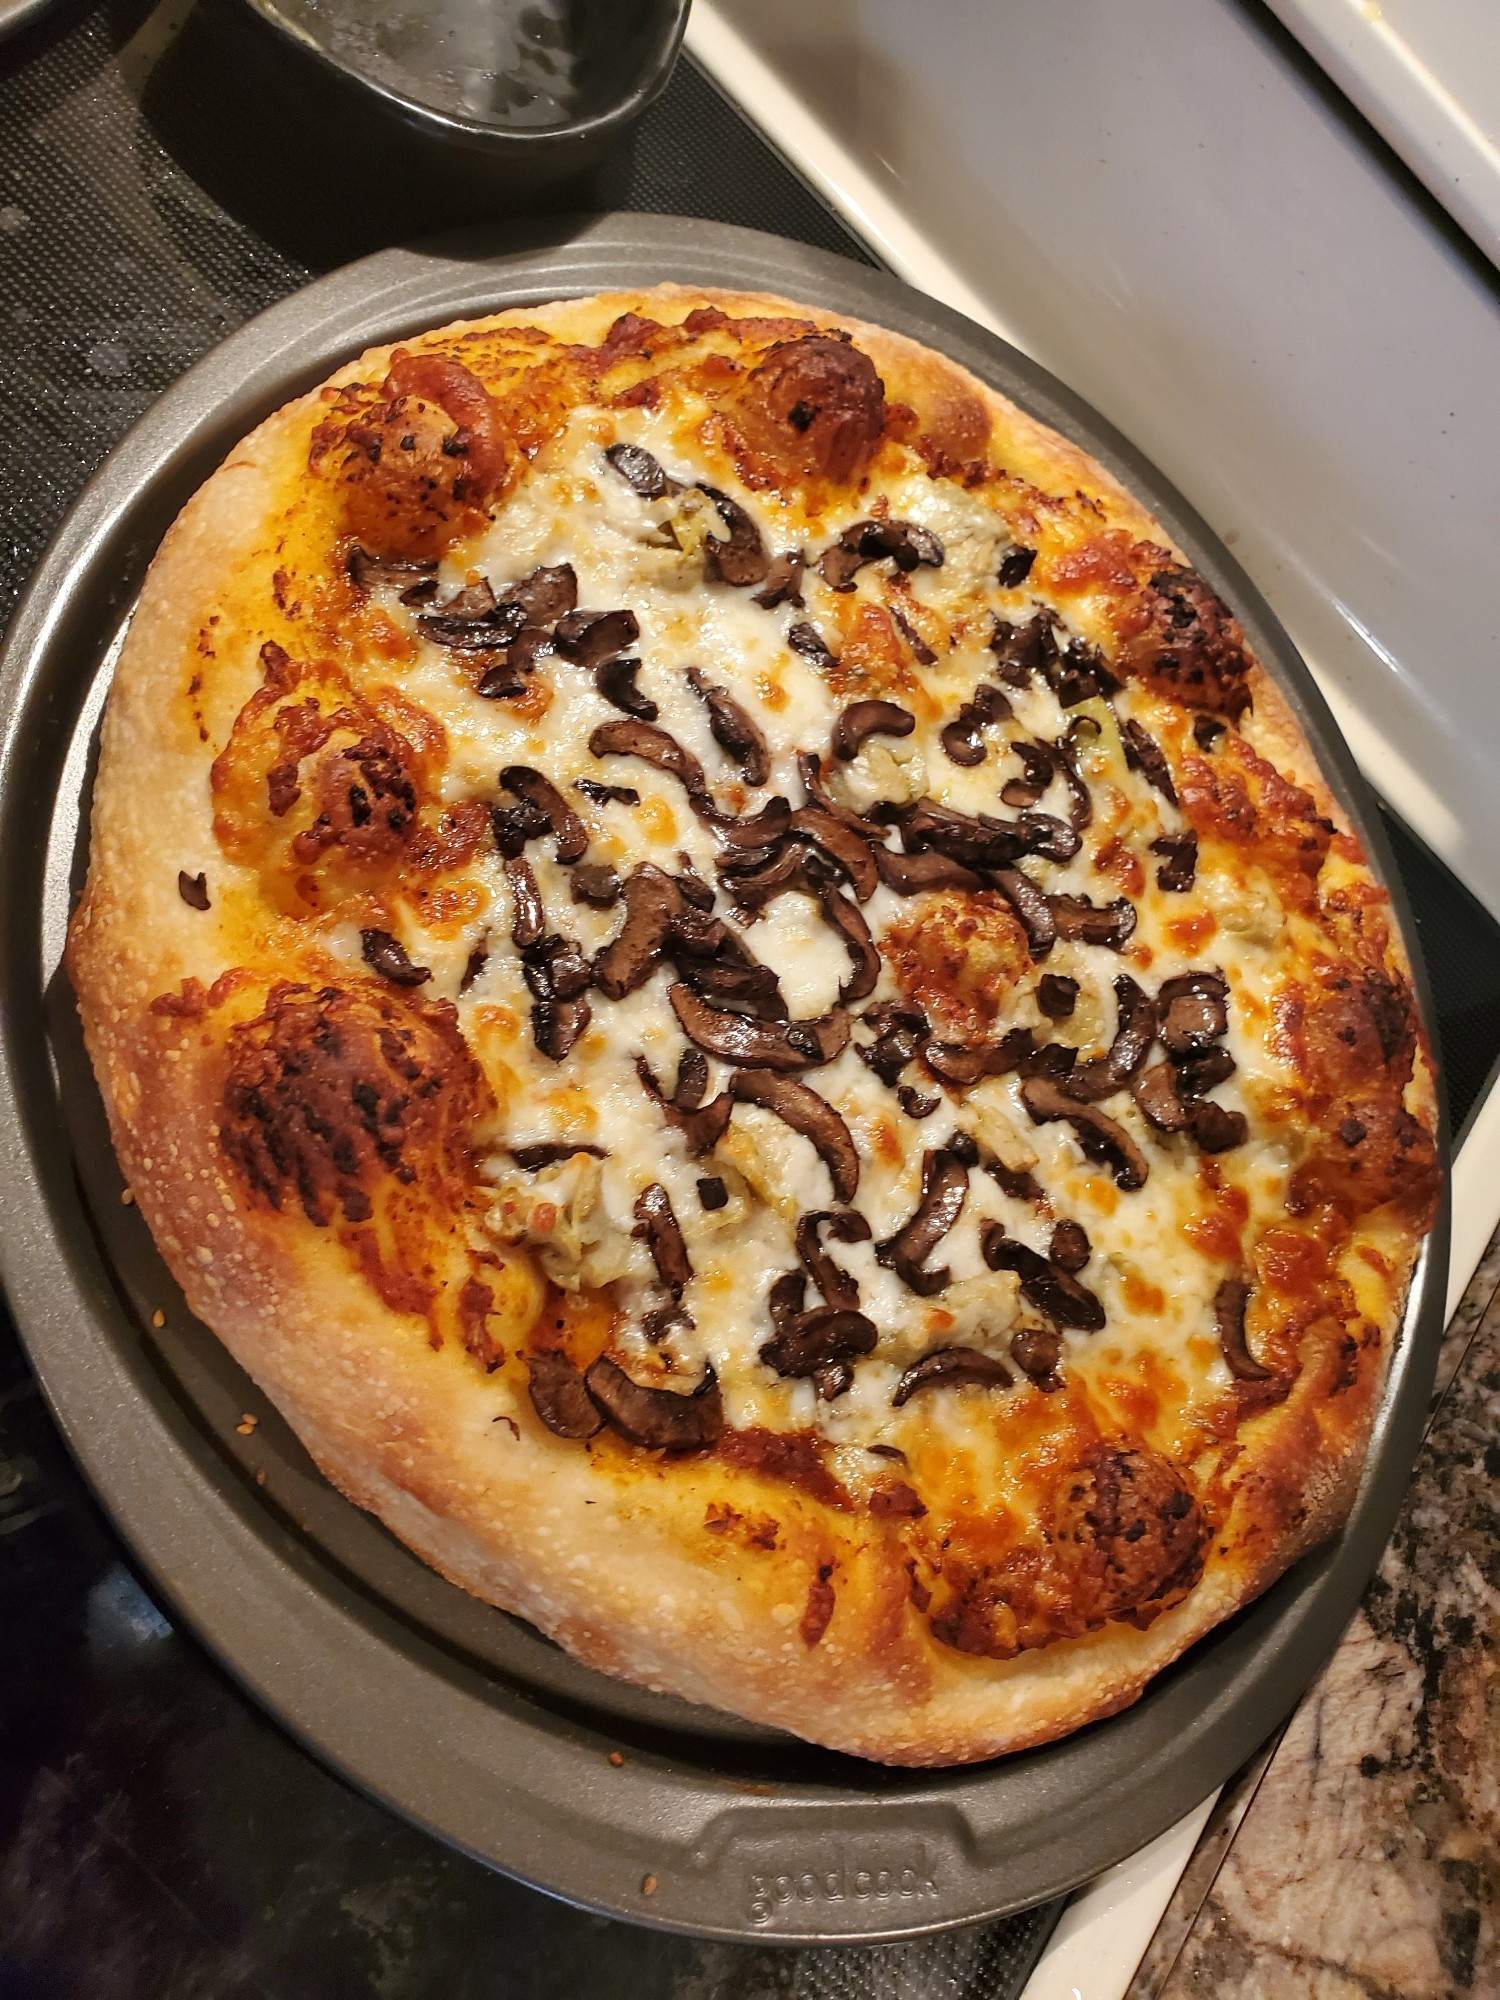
[684,8,1500,1986]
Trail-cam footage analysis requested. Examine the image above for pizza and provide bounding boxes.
[66,284,1440,1764]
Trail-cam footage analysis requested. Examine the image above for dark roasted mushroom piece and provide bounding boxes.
[752,550,805,608]
[681,956,787,1021]
[819,517,944,591]
[633,1183,692,1296]
[1187,1098,1248,1153]
[1215,1276,1272,1382]
[730,1072,860,1202]
[1017,811,1082,863]
[1119,716,1179,804]
[1009,1325,1062,1388]
[787,805,879,901]
[592,864,679,998]
[1052,717,1098,830]
[699,485,770,587]
[503,853,546,950]
[635,1054,732,1155]
[760,1301,877,1381]
[1067,975,1159,1101]
[876,1147,970,1296]
[1036,973,1079,1020]
[1049,892,1137,951]
[584,1356,722,1452]
[1050,1219,1091,1271]
[1133,1061,1191,1134]
[686,668,771,787]
[526,1351,605,1439]
[857,1001,928,1086]
[893,1346,1014,1406]
[992,867,1057,958]
[796,1209,872,1309]
[832,698,915,761]
[670,983,849,1071]
[420,599,529,651]
[876,846,985,897]
[605,441,679,499]
[1048,638,1120,707]
[1151,833,1198,893]
[890,605,937,665]
[1019,1075,1150,1190]
[177,870,210,910]
[510,1141,607,1170]
[941,683,1013,766]
[596,657,657,720]
[1158,971,1229,1054]
[996,543,1036,588]
[502,563,578,625]
[990,612,1057,688]
[1000,739,1056,809]
[553,606,640,671]
[347,546,438,591]
[922,1027,1037,1088]
[817,883,880,1001]
[360,927,431,986]
[697,1176,729,1210]
[797,751,886,842]
[787,621,837,670]
[499,765,589,864]
[570,862,621,908]
[981,1225,1106,1330]
[1177,1044,1237,1095]
[589,719,712,816]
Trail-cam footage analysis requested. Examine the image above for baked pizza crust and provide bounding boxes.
[66,285,1438,1763]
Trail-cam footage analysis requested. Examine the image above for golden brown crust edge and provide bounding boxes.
[65,284,1438,1764]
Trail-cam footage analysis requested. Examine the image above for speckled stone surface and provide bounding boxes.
[1133,1231,1500,1998]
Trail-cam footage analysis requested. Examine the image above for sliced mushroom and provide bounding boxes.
[1120,716,1179,806]
[996,543,1036,589]
[1018,1075,1150,1190]
[1049,893,1137,951]
[531,995,592,1061]
[1009,1325,1062,1388]
[1017,811,1082,863]
[526,1350,605,1439]
[584,1356,722,1451]
[698,485,770,586]
[499,765,588,864]
[1158,971,1229,1055]
[589,719,712,816]
[1151,832,1198,893]
[1050,1220,1091,1272]
[719,842,814,909]
[504,853,546,951]
[634,1054,732,1155]
[795,1209,872,1309]
[670,984,849,1071]
[605,441,679,499]
[592,865,680,999]
[922,1028,1036,1087]
[554,607,640,671]
[510,1141,608,1169]
[1193,714,1227,752]
[893,1346,1013,1406]
[436,577,498,620]
[816,883,880,1001]
[571,862,621,908]
[177,870,210,910]
[876,1147,970,1296]
[347,547,437,591]
[501,563,578,625]
[981,1226,1106,1330]
[575,778,639,807]
[752,550,805,608]
[596,657,657,721]
[1036,973,1079,1020]
[899,798,1024,871]
[461,937,489,992]
[1052,718,1098,830]
[679,954,787,1021]
[1132,1060,1191,1134]
[890,605,937,665]
[360,927,431,987]
[797,751,885,841]
[730,1072,860,1201]
[941,684,1013,766]
[819,543,866,592]
[829,516,945,578]
[1000,740,1056,809]
[1067,976,1159,1101]
[832,699,915,761]
[1177,1045,1236,1096]
[1048,637,1120,707]
[876,847,985,896]
[789,806,879,901]
[633,1183,692,1296]
[697,1176,729,1210]
[717,796,793,854]
[760,1303,877,1380]
[857,1001,928,1086]
[1187,1099,1248,1153]
[1215,1276,1271,1381]
[990,612,1057,688]
[420,601,528,651]
[992,867,1057,958]
[686,668,771,787]
[672,1048,709,1109]
[787,621,837,671]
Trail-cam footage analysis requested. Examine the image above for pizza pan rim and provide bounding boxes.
[0,211,1452,1945]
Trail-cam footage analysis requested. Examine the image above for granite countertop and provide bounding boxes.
[1130,1228,1500,1998]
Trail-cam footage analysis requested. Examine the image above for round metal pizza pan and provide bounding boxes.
[0,213,1451,1944]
